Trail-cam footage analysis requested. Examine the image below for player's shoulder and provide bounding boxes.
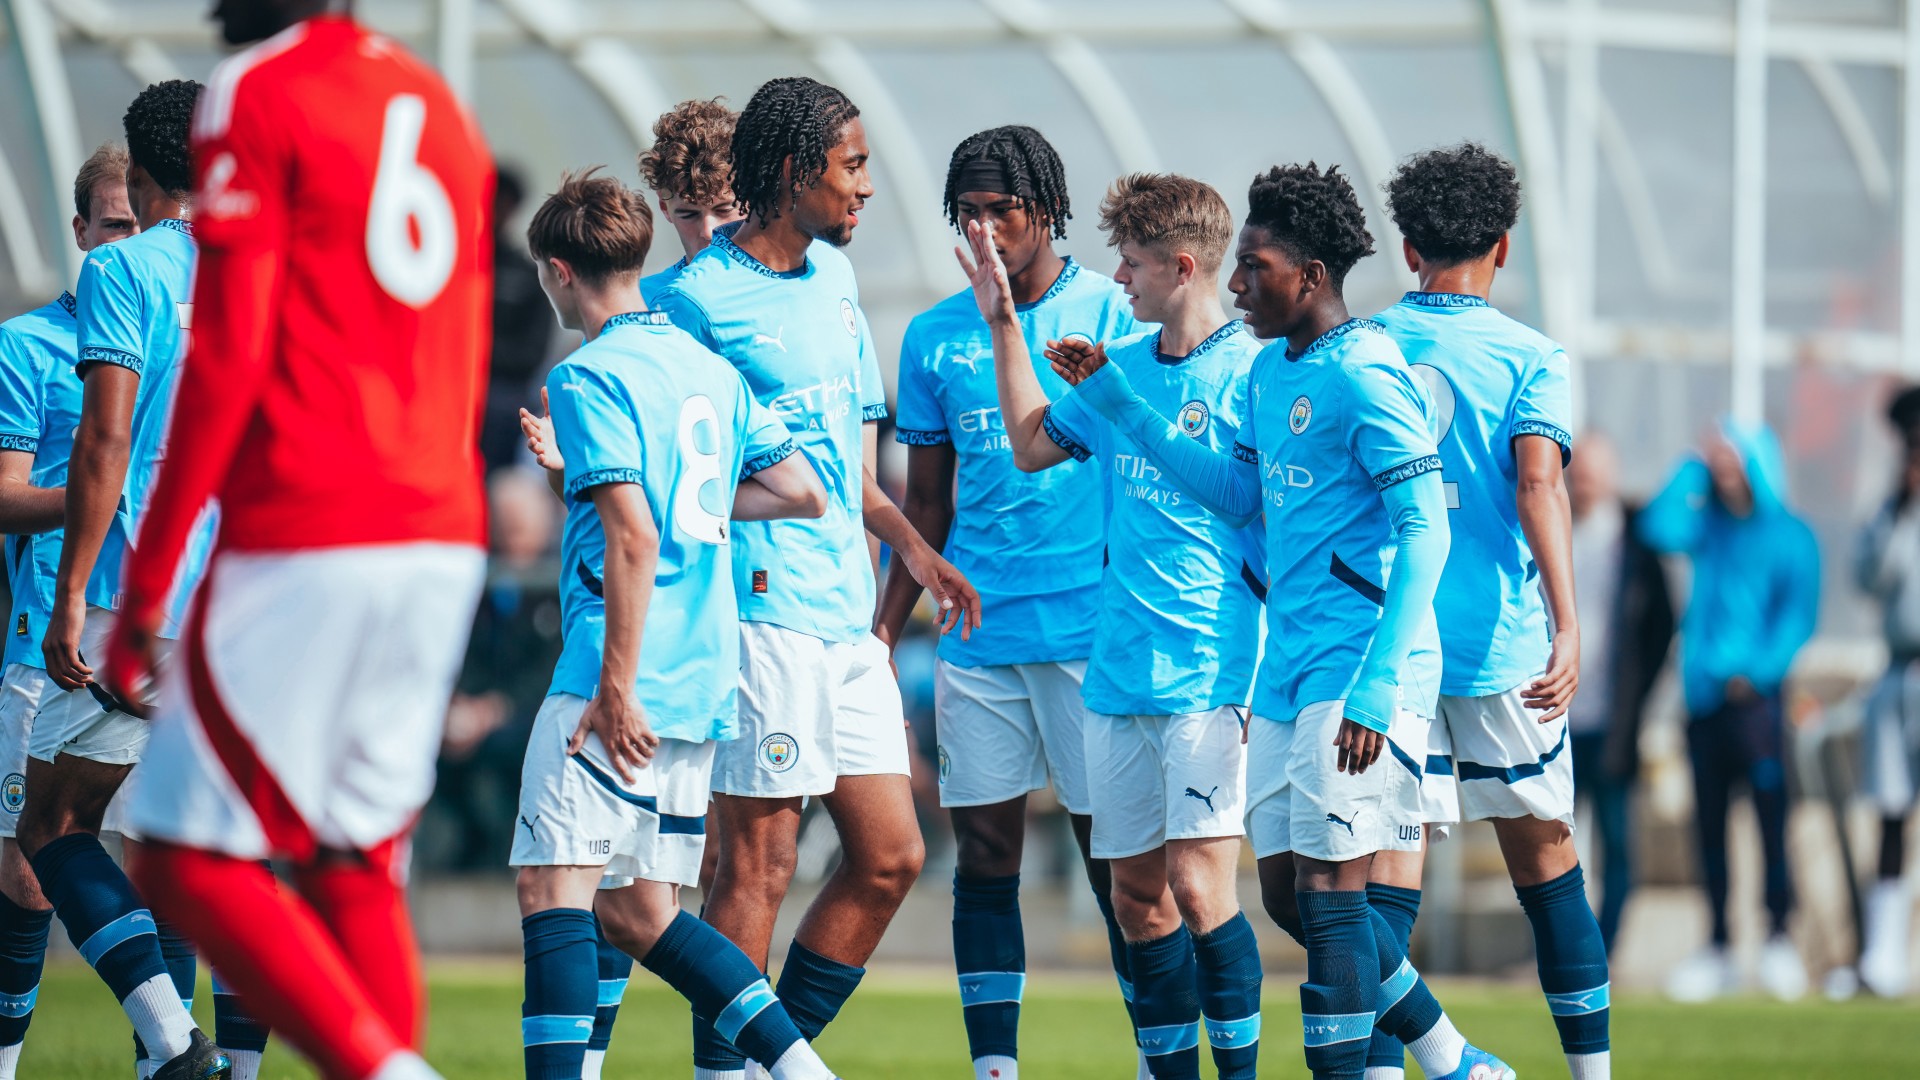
[0,293,75,344]
[904,289,982,348]
[196,20,325,142]
[1104,327,1160,366]
[1331,319,1409,372]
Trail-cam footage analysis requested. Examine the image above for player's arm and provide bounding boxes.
[1751,522,1822,697]
[862,449,979,640]
[575,481,662,782]
[0,451,61,535]
[954,221,1072,471]
[0,333,61,534]
[1515,435,1579,722]
[1052,339,1260,525]
[733,449,827,521]
[874,442,957,651]
[48,363,139,688]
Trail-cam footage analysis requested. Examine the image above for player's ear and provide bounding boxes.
[1402,237,1420,275]
[1493,232,1511,269]
[71,214,86,251]
[1175,251,1197,287]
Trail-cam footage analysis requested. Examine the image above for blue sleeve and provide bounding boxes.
[856,308,887,422]
[1511,349,1573,465]
[75,247,146,376]
[1752,518,1822,693]
[654,288,720,354]
[738,380,798,478]
[1344,361,1442,488]
[1073,360,1260,525]
[1042,386,1101,463]
[1638,459,1711,554]
[1346,471,1451,733]
[893,330,948,446]
[0,328,43,453]
[548,364,645,503]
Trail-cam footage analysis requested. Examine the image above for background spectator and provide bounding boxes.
[481,165,557,473]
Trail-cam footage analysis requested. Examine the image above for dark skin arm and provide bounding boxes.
[873,442,958,653]
[46,364,138,690]
[1515,434,1579,721]
[0,451,62,535]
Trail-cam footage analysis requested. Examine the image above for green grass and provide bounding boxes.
[18,961,1919,1077]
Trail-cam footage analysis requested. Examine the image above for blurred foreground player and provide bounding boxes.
[104,3,494,1079]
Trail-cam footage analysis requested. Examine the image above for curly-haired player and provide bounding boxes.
[1374,142,1606,1079]
[1047,161,1515,1080]
[637,98,742,301]
[651,77,977,1080]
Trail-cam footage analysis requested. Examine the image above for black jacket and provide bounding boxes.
[1600,503,1677,778]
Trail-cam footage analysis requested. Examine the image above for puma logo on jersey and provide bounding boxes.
[1183,786,1219,813]
[949,351,984,375]
[751,326,786,352]
[88,256,111,271]
[1326,811,1357,836]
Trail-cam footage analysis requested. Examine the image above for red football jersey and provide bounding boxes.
[123,15,493,622]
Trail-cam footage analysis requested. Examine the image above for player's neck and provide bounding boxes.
[578,283,645,342]
[1414,259,1496,300]
[731,213,811,273]
[1154,292,1231,357]
[135,196,188,232]
[1006,247,1065,307]
[1286,299,1352,356]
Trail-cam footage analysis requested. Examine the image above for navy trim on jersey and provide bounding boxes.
[1329,552,1385,606]
[569,753,707,835]
[1286,318,1383,362]
[55,292,76,318]
[602,311,673,331]
[740,439,798,478]
[1400,291,1489,309]
[1041,406,1091,462]
[709,222,806,279]
[1153,320,1244,366]
[895,427,952,447]
[1371,454,1442,491]
[1014,258,1079,313]
[153,217,193,237]
[862,403,889,422]
[0,434,37,454]
[1426,754,1454,777]
[1239,562,1268,603]
[78,347,143,375]
[1457,727,1567,785]
[1513,419,1575,466]
[566,467,646,503]
[1231,441,1259,465]
[576,560,603,599]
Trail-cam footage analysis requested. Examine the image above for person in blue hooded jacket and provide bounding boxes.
[1639,421,1821,1002]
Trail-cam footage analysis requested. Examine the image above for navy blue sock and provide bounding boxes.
[155,919,196,1010]
[0,891,51,1050]
[1126,926,1200,1080]
[1367,907,1443,1044]
[590,924,631,1057]
[1296,891,1374,1080]
[1092,881,1141,1037]
[522,909,598,1079]
[644,911,806,1070]
[773,939,864,1042]
[1516,866,1610,1056]
[31,834,166,1001]
[953,873,1024,1062]
[1192,913,1261,1080]
[1365,884,1420,1071]
[211,969,270,1055]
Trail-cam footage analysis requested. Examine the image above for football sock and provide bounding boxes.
[953,873,1024,1067]
[0,889,51,1077]
[521,909,597,1080]
[1191,913,1261,1080]
[584,924,630,1080]
[1363,885,1418,1075]
[295,838,423,1049]
[1125,926,1200,1080]
[1516,866,1610,1077]
[133,843,407,1080]
[213,969,270,1080]
[644,911,828,1080]
[773,939,863,1041]
[1297,890,1373,1080]
[31,835,192,1062]
[1090,878,1149,1079]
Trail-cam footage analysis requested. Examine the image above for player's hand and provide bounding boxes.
[1044,337,1109,386]
[571,687,659,783]
[42,593,91,692]
[900,542,982,641]
[1522,627,1579,723]
[101,607,163,720]
[520,387,564,473]
[1725,675,1758,705]
[954,220,1017,326]
[1334,717,1384,775]
[872,621,900,680]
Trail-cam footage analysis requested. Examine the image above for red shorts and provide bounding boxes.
[127,543,485,861]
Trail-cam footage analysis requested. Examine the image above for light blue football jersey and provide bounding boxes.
[545,311,796,741]
[639,256,688,306]
[1372,292,1573,696]
[653,223,885,645]
[1238,319,1444,723]
[0,292,84,668]
[1045,322,1263,715]
[74,217,213,632]
[894,259,1138,668]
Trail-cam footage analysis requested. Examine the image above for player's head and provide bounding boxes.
[210,0,344,47]
[1888,384,1920,445]
[1230,162,1373,340]
[1385,142,1520,275]
[639,98,744,260]
[70,142,138,254]
[730,76,869,246]
[943,125,1070,281]
[122,79,202,224]
[526,168,654,332]
[1097,172,1231,325]
[1567,431,1617,520]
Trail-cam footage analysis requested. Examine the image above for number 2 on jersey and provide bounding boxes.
[674,395,729,545]
[366,94,456,308]
[1410,364,1461,509]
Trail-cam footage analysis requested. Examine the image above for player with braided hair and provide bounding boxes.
[940,124,1073,241]
[637,98,742,302]
[652,76,978,1080]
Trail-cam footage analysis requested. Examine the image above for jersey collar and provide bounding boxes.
[710,221,808,280]
[154,217,194,237]
[1014,258,1078,313]
[1286,317,1382,362]
[55,291,76,319]
[602,311,674,332]
[1154,319,1243,366]
[1400,290,1488,309]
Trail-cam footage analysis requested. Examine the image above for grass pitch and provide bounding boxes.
[20,961,1917,1077]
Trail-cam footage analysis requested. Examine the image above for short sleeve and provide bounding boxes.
[856,307,887,422]
[75,248,147,376]
[1345,361,1442,491]
[737,378,798,478]
[0,329,44,453]
[893,330,948,446]
[654,288,720,353]
[548,364,645,503]
[1042,387,1102,463]
[1510,348,1573,466]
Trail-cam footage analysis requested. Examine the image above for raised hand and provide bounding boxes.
[954,219,1017,326]
[520,386,564,473]
[1045,337,1109,386]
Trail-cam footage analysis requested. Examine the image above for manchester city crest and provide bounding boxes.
[1177,400,1210,438]
[2,773,24,814]
[1289,395,1313,435]
[840,298,858,337]
[937,745,950,784]
[760,732,799,772]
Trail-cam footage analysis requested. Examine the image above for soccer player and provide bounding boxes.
[1048,163,1512,1080]
[11,81,231,1080]
[100,3,493,1079]
[873,126,1142,1080]
[638,98,743,303]
[0,143,137,1080]
[651,76,976,1080]
[955,171,1262,1080]
[508,169,847,1080]
[1373,144,1609,1077]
